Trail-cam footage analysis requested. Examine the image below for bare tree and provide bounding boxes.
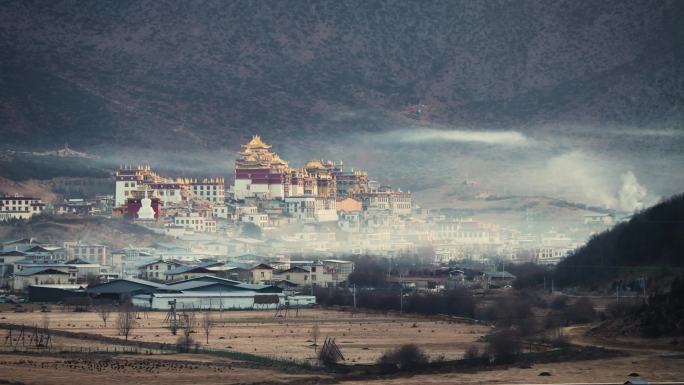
[41,312,50,332]
[117,303,137,341]
[98,305,112,328]
[201,312,213,344]
[377,344,429,370]
[177,311,196,352]
[311,322,320,352]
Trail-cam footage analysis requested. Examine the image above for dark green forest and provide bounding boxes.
[554,194,684,288]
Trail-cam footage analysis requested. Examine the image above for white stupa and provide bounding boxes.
[137,186,156,221]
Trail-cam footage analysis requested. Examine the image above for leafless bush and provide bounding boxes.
[98,305,112,328]
[605,302,640,319]
[377,344,429,370]
[550,295,569,310]
[117,303,137,341]
[177,333,195,352]
[311,322,320,352]
[41,312,50,331]
[486,329,522,363]
[464,345,480,359]
[201,312,213,344]
[476,296,538,336]
[548,335,571,348]
[563,297,596,324]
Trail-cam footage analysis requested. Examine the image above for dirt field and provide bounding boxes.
[0,307,490,364]
[0,353,331,385]
[339,353,684,384]
[0,349,682,385]
[3,307,683,385]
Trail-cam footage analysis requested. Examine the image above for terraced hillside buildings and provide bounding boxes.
[0,196,45,221]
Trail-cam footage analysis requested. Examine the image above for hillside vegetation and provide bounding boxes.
[1,1,682,150]
[554,194,684,288]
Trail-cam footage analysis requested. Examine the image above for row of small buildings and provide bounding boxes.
[28,275,315,310]
[0,237,355,295]
[137,258,354,289]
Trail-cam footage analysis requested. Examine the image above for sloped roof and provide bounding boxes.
[165,266,214,276]
[137,259,184,269]
[25,245,64,253]
[165,275,242,286]
[484,271,516,279]
[0,250,27,257]
[66,257,93,265]
[234,283,274,291]
[86,278,167,293]
[1,238,36,246]
[162,281,245,292]
[251,263,273,270]
[197,260,224,268]
[15,267,69,276]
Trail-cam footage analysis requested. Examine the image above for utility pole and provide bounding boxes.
[353,284,357,310]
[399,272,403,315]
[642,276,647,305]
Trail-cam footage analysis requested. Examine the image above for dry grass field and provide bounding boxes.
[338,353,684,384]
[0,353,332,385]
[1,307,490,364]
[2,306,684,385]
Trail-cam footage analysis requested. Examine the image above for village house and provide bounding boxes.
[138,259,184,280]
[63,242,109,266]
[0,196,46,221]
[250,263,273,284]
[12,267,71,291]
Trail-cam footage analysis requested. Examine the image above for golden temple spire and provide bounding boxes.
[243,134,271,149]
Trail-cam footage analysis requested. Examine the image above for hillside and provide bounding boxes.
[0,215,169,248]
[1,0,683,152]
[554,194,684,288]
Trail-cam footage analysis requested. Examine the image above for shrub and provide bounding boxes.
[563,297,596,324]
[377,344,429,370]
[544,312,566,330]
[476,296,537,336]
[176,334,195,353]
[486,329,522,363]
[605,302,641,319]
[550,295,569,310]
[548,335,571,348]
[464,345,480,359]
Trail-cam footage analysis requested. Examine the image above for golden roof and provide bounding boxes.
[242,135,271,149]
[305,159,324,169]
[271,154,288,165]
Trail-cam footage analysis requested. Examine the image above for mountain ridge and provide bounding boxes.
[1,0,683,151]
